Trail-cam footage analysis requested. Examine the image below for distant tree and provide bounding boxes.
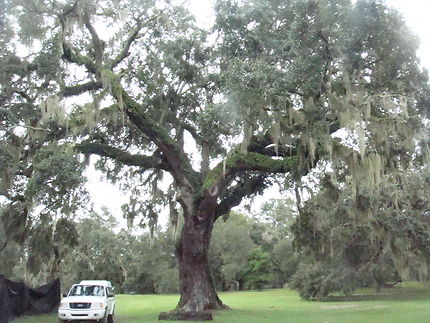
[258,198,297,239]
[120,229,178,294]
[2,0,429,316]
[242,247,273,290]
[210,212,256,290]
[59,212,124,287]
[291,167,430,298]
[271,239,300,288]
[249,199,300,287]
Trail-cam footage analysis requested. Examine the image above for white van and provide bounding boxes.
[58,280,115,323]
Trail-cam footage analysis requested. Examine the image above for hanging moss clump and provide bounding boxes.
[39,95,67,126]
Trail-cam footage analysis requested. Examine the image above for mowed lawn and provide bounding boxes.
[13,283,430,323]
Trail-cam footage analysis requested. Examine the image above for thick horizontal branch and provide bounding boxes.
[247,133,292,157]
[76,141,169,171]
[229,152,299,173]
[61,81,102,97]
[198,151,297,202]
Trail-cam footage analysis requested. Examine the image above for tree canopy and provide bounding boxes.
[1,0,429,316]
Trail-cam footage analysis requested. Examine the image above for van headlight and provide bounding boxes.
[59,302,68,309]
[93,303,105,309]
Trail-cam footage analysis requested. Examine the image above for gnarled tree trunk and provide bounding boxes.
[175,212,226,311]
[158,194,228,320]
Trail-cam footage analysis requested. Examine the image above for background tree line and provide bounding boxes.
[2,182,429,300]
[0,199,299,295]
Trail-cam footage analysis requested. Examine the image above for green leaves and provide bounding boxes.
[210,212,256,286]
[242,247,273,290]
[26,143,87,215]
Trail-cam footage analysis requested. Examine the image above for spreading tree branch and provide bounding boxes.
[76,141,169,171]
[201,151,298,194]
[112,82,200,190]
[60,80,102,97]
[61,41,98,74]
[215,175,267,219]
[57,4,100,74]
[82,11,104,66]
[110,20,143,69]
[180,121,204,146]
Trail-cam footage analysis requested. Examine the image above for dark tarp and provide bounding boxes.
[0,275,60,323]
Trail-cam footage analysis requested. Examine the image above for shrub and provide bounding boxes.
[291,262,359,300]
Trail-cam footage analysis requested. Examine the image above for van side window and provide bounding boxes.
[106,287,114,297]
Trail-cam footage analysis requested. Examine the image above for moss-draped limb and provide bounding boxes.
[198,151,298,200]
[107,76,200,190]
[76,141,169,171]
[110,20,143,69]
[60,81,102,97]
[247,132,290,157]
[61,41,98,74]
[58,7,98,74]
[228,152,299,173]
[215,175,267,219]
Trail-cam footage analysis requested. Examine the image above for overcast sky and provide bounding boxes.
[387,0,430,69]
[87,0,430,226]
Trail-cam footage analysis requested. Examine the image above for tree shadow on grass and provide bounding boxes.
[322,287,430,302]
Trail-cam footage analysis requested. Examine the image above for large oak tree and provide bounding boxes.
[1,0,429,317]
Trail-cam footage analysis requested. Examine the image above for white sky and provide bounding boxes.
[86,0,430,227]
[388,0,430,70]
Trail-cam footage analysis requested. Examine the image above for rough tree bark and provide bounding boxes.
[175,210,226,311]
[158,191,228,320]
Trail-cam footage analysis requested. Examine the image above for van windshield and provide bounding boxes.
[68,285,105,297]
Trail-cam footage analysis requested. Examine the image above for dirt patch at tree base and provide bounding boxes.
[158,310,213,321]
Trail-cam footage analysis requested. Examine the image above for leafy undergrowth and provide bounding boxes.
[13,282,430,323]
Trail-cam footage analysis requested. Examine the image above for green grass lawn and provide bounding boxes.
[13,283,430,323]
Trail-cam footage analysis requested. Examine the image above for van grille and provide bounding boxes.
[70,302,91,309]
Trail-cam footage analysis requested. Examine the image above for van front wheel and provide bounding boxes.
[99,310,108,323]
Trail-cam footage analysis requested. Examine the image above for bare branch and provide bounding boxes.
[24,125,47,132]
[10,88,34,102]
